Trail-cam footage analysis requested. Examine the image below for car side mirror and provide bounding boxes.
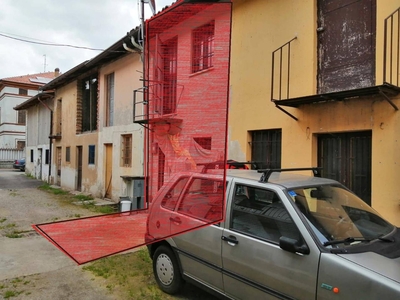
[279,236,310,255]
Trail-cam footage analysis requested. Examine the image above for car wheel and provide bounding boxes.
[153,245,184,294]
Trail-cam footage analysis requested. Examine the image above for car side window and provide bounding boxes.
[161,177,189,211]
[177,178,224,222]
[230,184,301,243]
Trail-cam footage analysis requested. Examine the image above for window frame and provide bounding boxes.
[88,145,95,165]
[121,134,132,167]
[192,20,215,73]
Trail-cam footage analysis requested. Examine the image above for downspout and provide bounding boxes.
[37,94,53,181]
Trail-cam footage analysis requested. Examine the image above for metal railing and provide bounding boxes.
[383,7,400,86]
[271,37,297,101]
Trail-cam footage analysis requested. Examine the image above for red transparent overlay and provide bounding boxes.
[33,1,232,264]
[33,211,148,265]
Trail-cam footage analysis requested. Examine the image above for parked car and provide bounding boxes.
[13,158,25,172]
[146,167,400,299]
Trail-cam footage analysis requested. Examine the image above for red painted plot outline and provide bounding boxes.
[33,211,148,265]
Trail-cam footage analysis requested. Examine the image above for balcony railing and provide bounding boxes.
[383,7,400,86]
[271,37,297,101]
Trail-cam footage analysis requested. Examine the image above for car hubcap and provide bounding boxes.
[156,253,174,286]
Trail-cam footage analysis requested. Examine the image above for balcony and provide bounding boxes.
[271,7,400,119]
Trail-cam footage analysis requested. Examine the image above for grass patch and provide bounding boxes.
[38,183,69,195]
[73,194,94,201]
[94,206,116,214]
[83,248,177,299]
[5,232,23,238]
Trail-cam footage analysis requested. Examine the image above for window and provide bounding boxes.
[17,111,26,125]
[193,137,212,150]
[88,145,95,165]
[121,134,132,167]
[16,141,25,150]
[192,21,215,73]
[161,177,189,211]
[250,129,281,169]
[30,149,34,163]
[56,99,62,135]
[105,73,114,126]
[19,88,27,95]
[66,147,71,162]
[45,149,50,164]
[80,74,98,132]
[177,178,224,222]
[231,184,300,243]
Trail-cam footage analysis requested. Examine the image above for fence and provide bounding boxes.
[0,148,25,169]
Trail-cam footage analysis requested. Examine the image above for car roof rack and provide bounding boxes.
[200,160,257,173]
[258,167,322,183]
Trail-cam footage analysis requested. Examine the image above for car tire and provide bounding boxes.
[153,245,184,294]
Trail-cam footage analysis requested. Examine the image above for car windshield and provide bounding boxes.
[288,185,395,248]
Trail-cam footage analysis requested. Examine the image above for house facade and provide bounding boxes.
[228,0,400,225]
[41,29,144,201]
[0,71,56,149]
[14,91,54,181]
[135,0,232,203]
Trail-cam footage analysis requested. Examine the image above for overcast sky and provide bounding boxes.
[0,0,174,79]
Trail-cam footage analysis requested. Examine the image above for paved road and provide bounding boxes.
[0,169,43,189]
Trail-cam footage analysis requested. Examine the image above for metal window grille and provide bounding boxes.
[121,135,132,167]
[192,21,215,73]
[250,129,282,169]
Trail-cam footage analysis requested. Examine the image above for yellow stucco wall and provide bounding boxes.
[229,0,400,225]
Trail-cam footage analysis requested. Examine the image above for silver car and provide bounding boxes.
[146,168,400,299]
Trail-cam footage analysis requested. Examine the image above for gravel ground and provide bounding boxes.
[0,170,220,300]
[0,170,114,300]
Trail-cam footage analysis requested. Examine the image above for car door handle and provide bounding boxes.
[222,235,238,246]
[170,216,182,225]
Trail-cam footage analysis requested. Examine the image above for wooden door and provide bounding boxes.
[76,146,82,191]
[317,0,376,93]
[104,144,113,199]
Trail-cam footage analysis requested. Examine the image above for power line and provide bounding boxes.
[0,32,105,51]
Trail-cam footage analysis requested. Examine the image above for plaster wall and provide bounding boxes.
[97,53,144,201]
[229,0,400,225]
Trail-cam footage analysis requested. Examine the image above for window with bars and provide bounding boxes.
[88,145,95,165]
[19,88,28,95]
[121,134,132,167]
[192,21,215,73]
[66,147,71,163]
[250,129,282,169]
[81,75,98,132]
[105,73,114,126]
[17,111,26,125]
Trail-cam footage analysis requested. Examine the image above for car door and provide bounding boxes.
[221,182,320,299]
[170,176,229,293]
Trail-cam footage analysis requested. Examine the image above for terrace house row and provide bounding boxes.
[16,28,144,203]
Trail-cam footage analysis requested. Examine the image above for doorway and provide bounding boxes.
[104,144,113,199]
[76,146,83,191]
[318,131,372,204]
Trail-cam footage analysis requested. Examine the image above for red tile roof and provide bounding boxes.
[1,71,59,86]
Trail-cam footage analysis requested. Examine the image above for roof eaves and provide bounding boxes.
[14,91,54,111]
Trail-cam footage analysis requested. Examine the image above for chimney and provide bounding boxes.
[54,68,60,77]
